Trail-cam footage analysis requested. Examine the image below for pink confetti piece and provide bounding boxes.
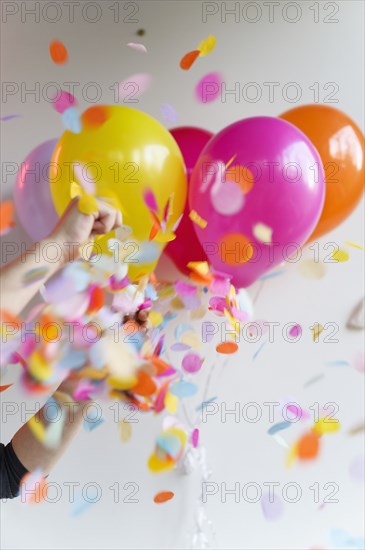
[286,403,311,420]
[119,73,152,101]
[191,428,199,448]
[195,72,222,103]
[174,280,197,297]
[289,324,302,338]
[353,351,365,373]
[143,189,159,213]
[182,352,203,374]
[52,90,76,114]
[170,342,191,352]
[127,42,147,53]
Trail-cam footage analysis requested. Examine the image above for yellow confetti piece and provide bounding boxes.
[311,323,324,341]
[119,420,132,442]
[197,35,217,56]
[331,248,350,262]
[164,391,178,414]
[253,223,272,244]
[189,210,207,229]
[28,416,46,443]
[224,308,240,335]
[149,310,164,327]
[286,443,298,468]
[190,303,207,320]
[299,259,327,279]
[344,241,364,250]
[28,351,53,382]
[180,330,201,349]
[170,296,185,310]
[313,417,341,436]
[154,231,176,243]
[187,261,210,276]
[78,193,98,215]
[107,375,138,391]
[148,453,175,473]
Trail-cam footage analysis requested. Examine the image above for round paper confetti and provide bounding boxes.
[216,341,238,354]
[82,106,110,129]
[180,50,200,70]
[52,90,76,114]
[195,72,222,103]
[182,353,203,374]
[49,40,68,64]
[198,35,217,56]
[154,491,174,503]
[297,431,320,460]
[225,165,255,194]
[331,248,350,262]
[299,259,327,279]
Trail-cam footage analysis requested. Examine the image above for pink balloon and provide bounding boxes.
[14,139,59,241]
[189,117,325,287]
[165,127,213,275]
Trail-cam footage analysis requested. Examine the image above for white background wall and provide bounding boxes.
[1,1,364,549]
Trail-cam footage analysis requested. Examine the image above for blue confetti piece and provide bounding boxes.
[62,107,82,134]
[195,396,218,412]
[70,492,96,517]
[59,349,87,370]
[170,379,198,398]
[83,416,104,432]
[267,421,291,436]
[160,103,178,124]
[156,433,181,457]
[325,360,350,367]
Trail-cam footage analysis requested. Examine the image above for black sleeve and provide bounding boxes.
[0,441,28,499]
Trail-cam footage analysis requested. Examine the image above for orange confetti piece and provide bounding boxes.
[225,166,254,193]
[297,431,320,460]
[180,50,200,70]
[20,472,47,503]
[0,384,13,392]
[149,222,160,241]
[154,491,174,504]
[0,201,15,235]
[131,371,157,397]
[49,40,68,64]
[82,105,110,129]
[87,286,105,313]
[216,341,239,354]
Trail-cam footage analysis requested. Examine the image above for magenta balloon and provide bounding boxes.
[189,117,325,287]
[14,139,59,242]
[165,127,213,275]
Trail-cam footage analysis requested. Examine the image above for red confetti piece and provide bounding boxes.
[82,106,110,129]
[0,201,15,235]
[180,50,200,70]
[87,286,105,313]
[153,491,174,503]
[216,341,238,354]
[49,40,68,64]
[0,384,13,392]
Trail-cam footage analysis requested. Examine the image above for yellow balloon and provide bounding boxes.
[50,105,187,281]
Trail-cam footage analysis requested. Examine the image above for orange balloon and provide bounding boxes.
[280,105,364,241]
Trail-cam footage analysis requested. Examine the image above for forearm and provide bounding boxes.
[11,384,88,475]
[0,236,66,316]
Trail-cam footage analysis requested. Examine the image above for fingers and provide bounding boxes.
[92,198,122,235]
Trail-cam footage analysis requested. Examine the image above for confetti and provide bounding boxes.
[211,180,244,215]
[311,323,324,341]
[0,114,22,122]
[0,384,13,392]
[344,241,364,250]
[20,469,47,504]
[331,248,349,262]
[82,105,110,129]
[261,492,284,521]
[191,428,199,448]
[77,194,99,215]
[195,72,222,103]
[49,40,68,64]
[143,189,159,213]
[299,259,326,279]
[313,417,341,436]
[180,50,200,70]
[268,421,291,436]
[304,373,324,387]
[325,360,350,367]
[219,233,253,265]
[160,104,178,124]
[198,35,217,56]
[297,431,320,460]
[0,201,15,235]
[154,491,174,503]
[52,90,76,114]
[216,341,238,354]
[347,298,364,330]
[189,210,207,228]
[182,352,203,374]
[170,379,198,398]
[62,107,82,133]
[127,42,147,53]
[119,73,152,101]
[120,419,132,442]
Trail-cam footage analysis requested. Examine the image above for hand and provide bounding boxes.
[51,197,122,264]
